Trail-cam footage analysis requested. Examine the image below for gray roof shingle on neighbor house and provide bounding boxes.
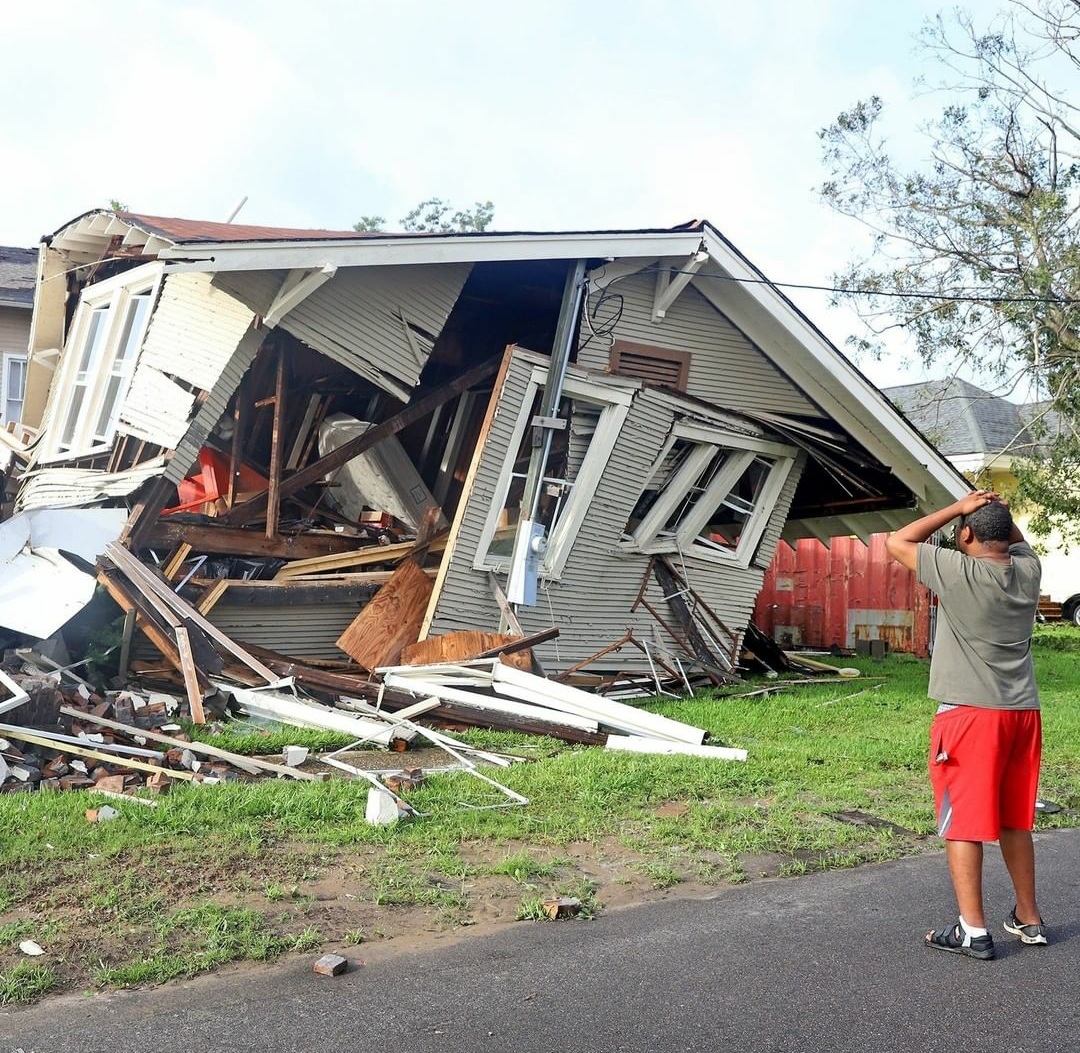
[884,377,1039,458]
[0,245,37,307]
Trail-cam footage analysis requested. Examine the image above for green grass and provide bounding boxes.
[2,632,1079,1003]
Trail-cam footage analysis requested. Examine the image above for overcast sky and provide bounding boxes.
[0,0,1005,390]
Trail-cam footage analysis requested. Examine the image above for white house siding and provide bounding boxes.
[578,272,823,418]
[216,264,471,401]
[119,272,256,447]
[426,354,807,674]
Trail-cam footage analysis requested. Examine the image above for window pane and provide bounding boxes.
[662,446,732,535]
[698,455,773,551]
[94,375,124,440]
[60,386,87,447]
[114,293,151,367]
[7,358,25,400]
[4,400,21,423]
[77,307,110,376]
[487,387,584,563]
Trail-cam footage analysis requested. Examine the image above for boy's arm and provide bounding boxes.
[884,490,1000,572]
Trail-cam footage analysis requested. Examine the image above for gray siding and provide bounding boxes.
[216,264,471,400]
[0,306,30,355]
[205,601,365,663]
[579,273,822,418]
[426,352,808,675]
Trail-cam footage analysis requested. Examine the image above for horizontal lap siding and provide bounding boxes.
[281,264,471,398]
[425,365,769,673]
[579,275,821,418]
[120,273,257,453]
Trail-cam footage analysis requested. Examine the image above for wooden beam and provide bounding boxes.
[273,534,447,580]
[174,627,207,725]
[0,725,198,782]
[143,520,370,560]
[226,355,502,526]
[265,346,287,539]
[59,705,315,781]
[195,579,230,615]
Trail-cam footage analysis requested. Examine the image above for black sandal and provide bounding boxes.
[925,919,995,960]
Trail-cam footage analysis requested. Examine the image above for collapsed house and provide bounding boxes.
[2,211,967,715]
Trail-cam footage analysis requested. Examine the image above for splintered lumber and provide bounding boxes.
[174,628,207,724]
[0,725,199,781]
[104,543,278,684]
[227,354,503,527]
[401,630,536,671]
[58,705,284,779]
[144,521,370,560]
[336,558,433,670]
[274,535,448,581]
[604,734,747,762]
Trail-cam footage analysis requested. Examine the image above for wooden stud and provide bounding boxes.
[266,346,287,539]
[174,627,206,724]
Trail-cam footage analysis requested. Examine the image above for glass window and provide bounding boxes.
[625,426,794,566]
[2,355,26,424]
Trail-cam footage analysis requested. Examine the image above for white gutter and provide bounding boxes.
[158,231,705,274]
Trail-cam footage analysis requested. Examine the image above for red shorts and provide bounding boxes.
[929,706,1042,842]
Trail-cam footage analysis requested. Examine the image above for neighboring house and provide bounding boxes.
[887,378,1080,624]
[12,209,967,672]
[0,245,35,426]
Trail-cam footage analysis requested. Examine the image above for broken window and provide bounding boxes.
[624,423,795,565]
[43,263,161,459]
[474,368,631,579]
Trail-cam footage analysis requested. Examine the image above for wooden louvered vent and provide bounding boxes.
[609,340,690,391]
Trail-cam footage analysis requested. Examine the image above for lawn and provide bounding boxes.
[2,626,1078,1005]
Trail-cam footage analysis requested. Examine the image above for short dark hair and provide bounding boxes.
[957,500,1013,543]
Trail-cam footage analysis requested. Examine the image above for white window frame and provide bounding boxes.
[623,421,796,567]
[473,366,631,580]
[0,352,27,424]
[40,262,162,461]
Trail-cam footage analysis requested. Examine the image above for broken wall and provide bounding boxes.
[424,350,806,674]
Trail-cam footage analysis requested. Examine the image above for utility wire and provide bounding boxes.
[647,264,1080,306]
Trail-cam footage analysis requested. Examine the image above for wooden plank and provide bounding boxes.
[162,543,193,581]
[174,627,207,724]
[97,569,188,681]
[265,347,287,539]
[105,543,279,684]
[144,521,369,560]
[401,631,530,670]
[273,535,447,580]
[196,579,230,615]
[0,724,199,782]
[58,705,314,780]
[488,572,524,635]
[336,559,433,670]
[227,355,502,526]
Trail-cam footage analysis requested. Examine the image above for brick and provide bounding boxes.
[313,954,349,977]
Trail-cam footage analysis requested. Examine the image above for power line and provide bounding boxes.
[648,264,1080,306]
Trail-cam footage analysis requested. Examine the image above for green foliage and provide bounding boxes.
[819,3,1080,539]
[353,197,494,234]
[0,962,57,1005]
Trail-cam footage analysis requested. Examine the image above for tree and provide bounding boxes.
[818,1,1080,540]
[353,197,494,234]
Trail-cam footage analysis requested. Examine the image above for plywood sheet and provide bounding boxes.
[400,630,532,671]
[336,559,433,670]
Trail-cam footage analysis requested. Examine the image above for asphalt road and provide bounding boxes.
[3,828,1079,1053]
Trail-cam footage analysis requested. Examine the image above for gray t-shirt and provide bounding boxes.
[916,541,1041,710]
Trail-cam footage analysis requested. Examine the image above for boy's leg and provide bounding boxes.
[945,840,985,928]
[998,827,1040,924]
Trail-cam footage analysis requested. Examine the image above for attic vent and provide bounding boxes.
[610,340,690,392]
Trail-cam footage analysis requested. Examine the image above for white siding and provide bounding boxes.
[118,272,256,448]
[579,272,822,418]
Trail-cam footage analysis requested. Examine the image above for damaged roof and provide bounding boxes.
[0,245,36,308]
